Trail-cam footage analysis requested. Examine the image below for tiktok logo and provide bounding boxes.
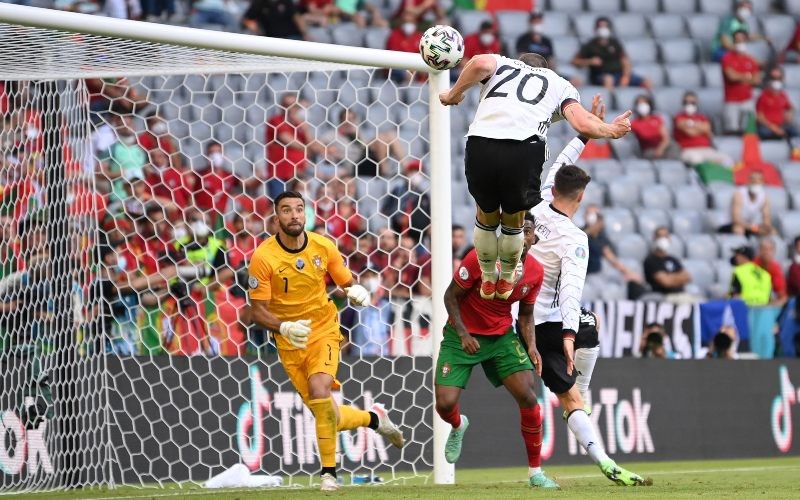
[771,365,800,453]
[237,366,271,470]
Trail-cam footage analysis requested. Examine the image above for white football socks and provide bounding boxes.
[567,409,610,465]
[497,225,524,282]
[528,467,542,477]
[574,346,600,402]
[473,220,499,282]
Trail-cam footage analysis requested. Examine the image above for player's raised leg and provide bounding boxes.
[500,370,559,488]
[474,209,500,300]
[496,210,526,300]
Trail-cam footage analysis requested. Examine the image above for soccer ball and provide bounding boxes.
[419,25,464,71]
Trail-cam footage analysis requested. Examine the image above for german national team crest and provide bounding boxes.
[296,258,305,270]
[313,255,322,269]
[441,363,451,378]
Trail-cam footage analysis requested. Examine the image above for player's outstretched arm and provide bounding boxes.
[250,299,311,349]
[564,101,632,140]
[443,279,480,354]
[439,54,497,106]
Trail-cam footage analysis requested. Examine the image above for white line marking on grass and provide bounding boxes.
[556,464,800,480]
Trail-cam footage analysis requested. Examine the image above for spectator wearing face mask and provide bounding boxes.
[515,12,553,64]
[463,21,501,63]
[97,114,147,204]
[386,13,423,83]
[673,91,735,168]
[712,0,756,62]
[754,237,787,305]
[193,141,239,230]
[630,95,679,160]
[643,226,691,298]
[719,171,775,237]
[138,111,183,171]
[756,66,797,141]
[572,16,651,90]
[721,30,761,134]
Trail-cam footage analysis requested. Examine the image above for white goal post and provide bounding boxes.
[0,3,455,491]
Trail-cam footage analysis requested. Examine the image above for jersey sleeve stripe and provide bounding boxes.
[560,98,579,115]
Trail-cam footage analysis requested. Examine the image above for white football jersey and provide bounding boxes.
[467,54,580,142]
[529,137,589,334]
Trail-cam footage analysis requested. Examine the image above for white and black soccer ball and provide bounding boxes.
[419,25,464,71]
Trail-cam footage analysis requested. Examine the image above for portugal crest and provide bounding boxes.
[441,363,451,378]
[313,255,322,269]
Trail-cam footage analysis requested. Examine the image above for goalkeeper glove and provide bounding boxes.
[279,320,311,349]
[345,284,370,306]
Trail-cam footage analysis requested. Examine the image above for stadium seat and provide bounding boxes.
[766,186,790,213]
[685,233,720,259]
[609,134,640,159]
[588,159,624,183]
[671,209,705,234]
[582,279,600,301]
[655,160,689,186]
[779,162,800,189]
[610,180,642,208]
[712,259,733,286]
[599,281,627,300]
[759,16,797,53]
[548,0,585,12]
[613,87,647,111]
[715,233,750,258]
[364,27,390,49]
[495,12,527,39]
[602,207,636,237]
[714,136,743,162]
[784,64,800,90]
[668,234,687,258]
[614,14,650,39]
[659,38,697,64]
[539,12,572,37]
[583,181,607,206]
[637,208,671,239]
[661,0,698,14]
[653,87,689,117]
[641,184,674,209]
[625,0,659,13]
[767,234,789,261]
[572,14,602,39]
[701,63,723,87]
[454,10,493,35]
[625,159,657,182]
[687,15,721,45]
[694,88,725,120]
[709,182,737,210]
[665,63,703,88]
[673,184,708,210]
[579,86,614,110]
[698,0,730,14]
[624,38,658,63]
[307,26,333,44]
[683,259,716,294]
[587,0,622,11]
[705,209,729,232]
[777,211,800,239]
[636,63,666,87]
[616,232,649,260]
[647,14,687,38]
[745,40,772,65]
[760,141,791,165]
[551,36,582,65]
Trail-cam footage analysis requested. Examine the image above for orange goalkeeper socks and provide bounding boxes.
[337,404,372,431]
[309,398,337,468]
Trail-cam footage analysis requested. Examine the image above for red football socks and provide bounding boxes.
[437,404,462,429]
[520,405,543,467]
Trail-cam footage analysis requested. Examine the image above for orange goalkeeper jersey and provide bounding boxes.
[248,231,352,350]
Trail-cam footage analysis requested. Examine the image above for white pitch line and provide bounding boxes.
[89,464,800,499]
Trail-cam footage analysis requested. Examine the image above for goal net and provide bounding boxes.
[0,5,453,492]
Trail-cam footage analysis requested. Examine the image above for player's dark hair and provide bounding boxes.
[712,332,733,352]
[595,16,612,28]
[553,165,591,200]
[519,53,548,69]
[732,29,748,39]
[452,224,464,231]
[646,332,664,347]
[524,212,536,224]
[274,191,305,209]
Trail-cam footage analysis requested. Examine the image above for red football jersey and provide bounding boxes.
[451,249,543,335]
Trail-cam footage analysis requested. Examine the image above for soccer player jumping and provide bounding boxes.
[435,215,560,488]
[248,191,404,492]
[440,52,631,301]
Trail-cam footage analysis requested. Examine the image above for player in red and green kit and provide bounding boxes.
[435,214,559,488]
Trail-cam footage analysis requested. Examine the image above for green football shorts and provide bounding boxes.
[435,324,533,388]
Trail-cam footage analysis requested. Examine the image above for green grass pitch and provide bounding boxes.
[24,456,800,499]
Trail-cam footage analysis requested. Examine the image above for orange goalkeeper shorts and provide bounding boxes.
[278,331,342,403]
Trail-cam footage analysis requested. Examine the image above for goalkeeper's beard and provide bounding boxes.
[279,220,304,237]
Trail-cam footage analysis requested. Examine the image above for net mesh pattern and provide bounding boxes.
[0,21,437,492]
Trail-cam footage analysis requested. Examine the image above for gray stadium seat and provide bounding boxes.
[701,63,724,87]
[712,259,733,286]
[694,88,725,120]
[683,259,716,293]
[616,232,649,261]
[786,65,800,91]
[668,234,687,258]
[307,26,333,44]
[540,12,572,37]
[661,0,697,14]
[654,88,689,118]
[364,27,390,49]
[583,182,607,206]
[709,182,736,210]
[637,208,671,239]
[648,14,687,39]
[609,180,641,207]
[635,63,666,87]
[613,87,648,111]
[612,14,650,39]
[750,0,772,13]
[496,10,530,39]
[766,186,790,213]
[655,160,689,186]
[587,0,622,12]
[625,0,659,12]
[673,184,708,210]
[685,233,720,259]
[745,40,772,65]
[641,184,674,209]
[572,14,601,39]
[760,141,791,165]
[579,86,614,110]
[602,207,636,237]
[599,281,628,300]
[454,10,493,35]
[671,209,704,234]
[665,63,703,88]
[766,234,789,261]
[688,15,721,45]
[705,209,729,232]
[551,36,582,65]
[777,211,800,239]
[549,0,585,12]
[625,159,657,183]
[716,233,750,258]
[660,38,697,64]
[624,38,658,63]
[587,159,624,183]
[779,162,800,189]
[759,16,797,53]
[698,0,730,14]
[582,279,600,301]
[714,136,743,162]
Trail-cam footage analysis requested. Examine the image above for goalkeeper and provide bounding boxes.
[435,215,559,489]
[248,191,404,492]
